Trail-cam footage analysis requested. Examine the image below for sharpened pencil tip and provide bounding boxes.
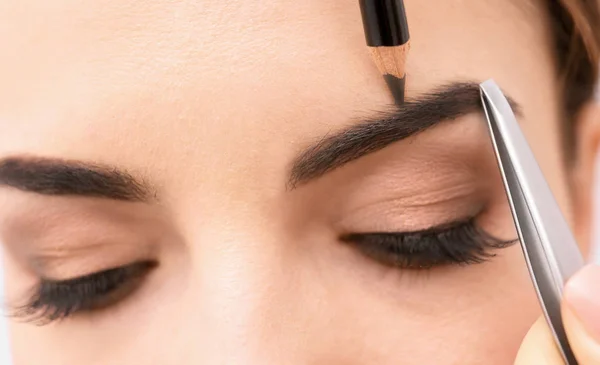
[383,74,405,104]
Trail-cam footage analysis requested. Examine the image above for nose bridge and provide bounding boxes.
[179,218,300,364]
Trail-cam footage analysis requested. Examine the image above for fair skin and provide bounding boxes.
[0,0,599,364]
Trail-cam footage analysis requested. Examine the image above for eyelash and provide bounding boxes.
[340,219,517,270]
[11,221,512,325]
[12,261,157,325]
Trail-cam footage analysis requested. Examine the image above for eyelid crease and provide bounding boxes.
[334,185,485,235]
[25,242,159,281]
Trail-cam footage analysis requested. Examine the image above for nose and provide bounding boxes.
[165,226,313,365]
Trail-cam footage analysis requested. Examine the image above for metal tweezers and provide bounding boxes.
[480,79,585,365]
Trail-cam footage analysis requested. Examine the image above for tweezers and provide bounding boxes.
[480,79,585,365]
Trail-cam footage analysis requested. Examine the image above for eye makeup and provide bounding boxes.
[341,219,517,270]
[325,130,516,272]
[11,261,157,324]
[0,193,173,324]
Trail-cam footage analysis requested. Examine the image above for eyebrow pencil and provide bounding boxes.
[359,0,410,104]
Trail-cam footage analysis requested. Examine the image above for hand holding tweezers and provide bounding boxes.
[480,79,585,365]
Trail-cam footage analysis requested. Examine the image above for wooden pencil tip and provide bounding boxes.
[367,42,410,79]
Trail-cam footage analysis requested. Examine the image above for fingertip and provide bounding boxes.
[561,304,600,363]
[514,317,563,364]
[564,264,600,341]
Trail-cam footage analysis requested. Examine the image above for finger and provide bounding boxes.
[514,316,564,364]
[563,264,600,364]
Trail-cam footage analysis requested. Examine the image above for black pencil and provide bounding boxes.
[359,0,410,104]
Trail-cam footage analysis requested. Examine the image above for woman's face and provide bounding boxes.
[0,1,596,364]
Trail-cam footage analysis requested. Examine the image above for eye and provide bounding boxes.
[340,219,517,270]
[11,261,157,325]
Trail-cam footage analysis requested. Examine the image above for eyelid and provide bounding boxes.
[10,261,157,325]
[340,219,517,270]
[335,188,484,235]
[0,200,169,280]
[26,242,159,282]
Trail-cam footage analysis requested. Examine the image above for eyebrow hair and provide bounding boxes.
[288,81,520,189]
[0,156,153,201]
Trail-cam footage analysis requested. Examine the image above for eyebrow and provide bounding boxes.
[288,81,520,188]
[0,83,518,200]
[0,156,152,201]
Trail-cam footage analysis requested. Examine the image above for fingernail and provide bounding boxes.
[564,264,600,340]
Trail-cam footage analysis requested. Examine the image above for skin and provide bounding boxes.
[0,0,598,364]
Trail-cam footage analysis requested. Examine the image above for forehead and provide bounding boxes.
[0,0,548,86]
[0,0,556,183]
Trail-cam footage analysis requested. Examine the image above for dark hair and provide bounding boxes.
[550,0,600,160]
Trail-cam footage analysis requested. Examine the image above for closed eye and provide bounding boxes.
[10,261,157,325]
[340,219,517,270]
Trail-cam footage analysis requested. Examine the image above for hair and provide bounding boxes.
[550,0,600,160]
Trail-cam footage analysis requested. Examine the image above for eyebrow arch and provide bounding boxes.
[288,81,520,189]
[0,156,153,202]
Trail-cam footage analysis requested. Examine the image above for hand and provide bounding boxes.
[515,265,600,364]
